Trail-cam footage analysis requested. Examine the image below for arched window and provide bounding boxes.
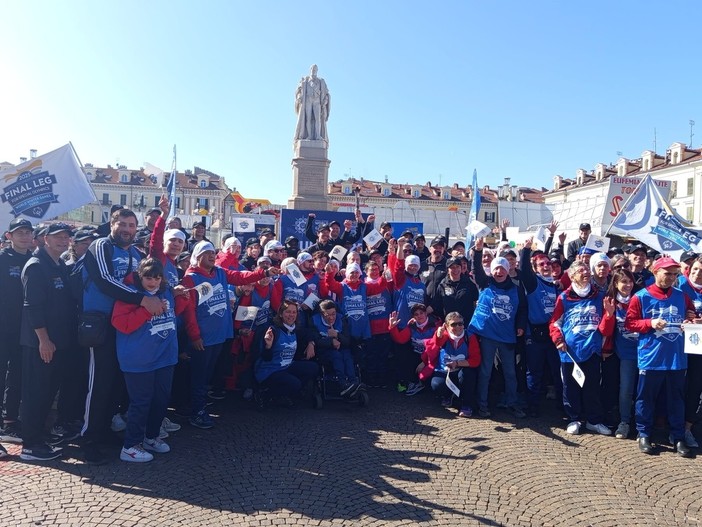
[200,180,207,188]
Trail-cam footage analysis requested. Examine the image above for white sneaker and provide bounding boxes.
[111,413,127,432]
[161,417,181,433]
[615,422,630,439]
[566,421,581,435]
[585,422,612,436]
[143,437,170,453]
[120,444,153,463]
[685,429,699,448]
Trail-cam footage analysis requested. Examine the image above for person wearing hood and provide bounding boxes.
[590,252,611,293]
[215,236,244,272]
[520,237,562,417]
[390,242,427,329]
[469,238,528,419]
[432,257,478,324]
[180,241,279,429]
[550,261,614,437]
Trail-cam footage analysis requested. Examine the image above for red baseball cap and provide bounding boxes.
[651,256,680,272]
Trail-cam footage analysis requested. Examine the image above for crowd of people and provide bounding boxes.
[1,201,701,465]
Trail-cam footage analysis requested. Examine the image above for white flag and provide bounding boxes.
[235,306,259,322]
[684,324,702,355]
[143,162,165,187]
[533,226,548,251]
[329,245,348,262]
[363,229,383,249]
[285,263,307,286]
[466,220,491,239]
[564,350,585,388]
[0,144,97,227]
[302,292,320,310]
[233,216,256,233]
[194,282,214,305]
[584,234,610,254]
[445,372,461,397]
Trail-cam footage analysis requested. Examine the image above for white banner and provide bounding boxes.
[466,220,491,239]
[0,144,96,227]
[684,324,702,355]
[584,234,610,254]
[329,245,348,262]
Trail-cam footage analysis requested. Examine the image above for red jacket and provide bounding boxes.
[419,330,481,381]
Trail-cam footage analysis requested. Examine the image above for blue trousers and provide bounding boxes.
[318,348,357,382]
[260,360,319,397]
[478,337,517,409]
[561,354,604,424]
[525,337,561,410]
[618,358,638,423]
[635,369,686,440]
[431,367,477,407]
[190,343,224,415]
[123,365,174,448]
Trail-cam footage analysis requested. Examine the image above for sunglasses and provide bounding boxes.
[449,322,464,327]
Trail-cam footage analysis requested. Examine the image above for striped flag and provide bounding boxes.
[166,145,177,220]
[465,169,481,248]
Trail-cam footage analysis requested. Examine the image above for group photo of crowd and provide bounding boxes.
[1,195,701,465]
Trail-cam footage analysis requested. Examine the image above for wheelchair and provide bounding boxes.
[313,361,370,409]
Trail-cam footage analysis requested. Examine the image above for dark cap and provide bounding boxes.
[579,223,591,230]
[329,220,341,228]
[607,247,624,257]
[500,249,517,258]
[410,303,427,315]
[45,223,74,236]
[8,218,33,232]
[446,257,463,268]
[430,236,446,247]
[246,237,261,247]
[680,250,699,263]
[548,250,561,260]
[146,207,161,216]
[646,249,659,259]
[33,226,48,239]
[401,230,414,238]
[260,228,275,236]
[629,243,647,254]
[284,236,299,245]
[192,221,205,229]
[452,241,466,250]
[176,251,191,263]
[415,234,425,242]
[380,221,392,230]
[73,228,98,242]
[317,223,331,232]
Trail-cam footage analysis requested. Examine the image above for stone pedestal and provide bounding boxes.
[288,139,330,211]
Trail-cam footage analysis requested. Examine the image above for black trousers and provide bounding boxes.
[0,333,23,423]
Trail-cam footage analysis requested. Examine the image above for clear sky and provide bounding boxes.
[2,1,701,205]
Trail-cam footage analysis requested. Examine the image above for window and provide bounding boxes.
[155,196,161,207]
[175,197,181,209]
[200,180,207,188]
[413,189,420,198]
[484,212,496,223]
[120,174,128,183]
[670,181,677,198]
[102,193,110,205]
[120,194,127,206]
[343,186,351,195]
[687,177,694,196]
[383,188,390,197]
[199,198,209,210]
[443,191,451,200]
[687,206,694,222]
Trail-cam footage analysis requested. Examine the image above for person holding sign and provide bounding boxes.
[271,251,327,314]
[419,312,481,417]
[181,241,278,429]
[625,257,695,457]
[550,261,614,436]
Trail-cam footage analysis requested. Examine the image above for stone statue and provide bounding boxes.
[294,64,330,141]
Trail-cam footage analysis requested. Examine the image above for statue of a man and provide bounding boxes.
[294,64,330,141]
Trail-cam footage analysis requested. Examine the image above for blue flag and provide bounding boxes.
[166,145,177,220]
[466,169,481,247]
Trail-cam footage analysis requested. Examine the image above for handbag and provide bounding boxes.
[77,311,109,348]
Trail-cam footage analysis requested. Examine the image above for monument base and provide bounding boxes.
[289,139,330,211]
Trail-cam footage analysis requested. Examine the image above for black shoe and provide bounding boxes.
[340,382,358,397]
[676,440,692,458]
[638,436,654,455]
[48,423,81,446]
[0,423,23,444]
[207,389,226,401]
[20,443,62,461]
[83,444,109,465]
[0,444,8,459]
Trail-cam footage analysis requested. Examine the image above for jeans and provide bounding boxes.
[123,366,174,449]
[431,367,477,408]
[190,343,224,415]
[260,361,319,397]
[618,358,638,423]
[478,337,517,409]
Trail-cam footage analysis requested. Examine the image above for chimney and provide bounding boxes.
[30,149,37,159]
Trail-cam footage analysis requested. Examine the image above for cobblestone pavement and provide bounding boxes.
[1,389,701,527]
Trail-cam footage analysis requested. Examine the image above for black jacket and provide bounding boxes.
[0,247,32,334]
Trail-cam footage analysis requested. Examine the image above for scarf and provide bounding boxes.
[571,282,591,298]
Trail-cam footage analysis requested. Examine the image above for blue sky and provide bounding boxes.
[2,1,701,204]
